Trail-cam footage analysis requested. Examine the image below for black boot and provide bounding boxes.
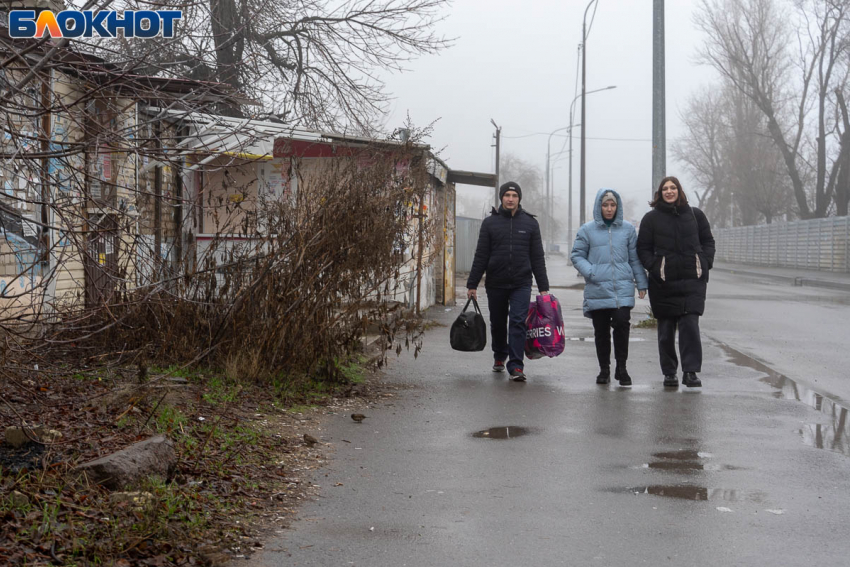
[682,372,702,388]
[615,362,632,386]
[663,374,679,388]
[596,367,610,385]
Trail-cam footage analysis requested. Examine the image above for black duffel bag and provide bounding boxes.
[450,298,487,352]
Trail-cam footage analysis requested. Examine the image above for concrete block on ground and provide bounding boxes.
[75,435,176,490]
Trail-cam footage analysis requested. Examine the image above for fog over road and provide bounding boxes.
[248,261,850,567]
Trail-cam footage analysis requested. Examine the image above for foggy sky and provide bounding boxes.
[381,0,718,230]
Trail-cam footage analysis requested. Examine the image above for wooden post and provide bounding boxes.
[154,121,162,278]
[415,185,425,315]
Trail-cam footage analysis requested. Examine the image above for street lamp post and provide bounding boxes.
[652,0,666,195]
[580,0,600,227]
[566,86,615,252]
[543,86,615,254]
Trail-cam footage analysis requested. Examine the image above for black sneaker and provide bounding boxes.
[596,368,611,385]
[492,360,505,373]
[615,365,632,386]
[509,368,527,382]
[663,374,679,388]
[682,372,702,388]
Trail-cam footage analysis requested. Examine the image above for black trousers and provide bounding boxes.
[590,307,632,369]
[657,314,702,375]
[486,285,532,372]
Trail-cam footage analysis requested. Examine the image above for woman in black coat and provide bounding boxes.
[636,176,715,388]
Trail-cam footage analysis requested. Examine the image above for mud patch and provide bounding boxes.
[0,442,46,474]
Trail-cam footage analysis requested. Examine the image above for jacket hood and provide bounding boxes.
[593,188,624,227]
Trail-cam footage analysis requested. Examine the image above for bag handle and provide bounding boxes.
[462,297,482,314]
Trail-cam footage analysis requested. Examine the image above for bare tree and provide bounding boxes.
[99,0,451,129]
[726,88,794,223]
[672,88,728,214]
[695,0,850,218]
[833,90,850,215]
[674,81,794,225]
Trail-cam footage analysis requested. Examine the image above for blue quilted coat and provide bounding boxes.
[570,188,649,317]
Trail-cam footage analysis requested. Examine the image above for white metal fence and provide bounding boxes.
[714,216,850,273]
[456,216,483,273]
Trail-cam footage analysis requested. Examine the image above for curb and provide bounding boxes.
[713,266,850,292]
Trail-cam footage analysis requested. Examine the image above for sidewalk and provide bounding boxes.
[713,261,850,292]
[544,251,584,290]
[460,251,850,293]
[456,251,585,292]
[253,260,850,567]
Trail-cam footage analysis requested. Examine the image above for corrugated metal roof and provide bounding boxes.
[149,109,432,167]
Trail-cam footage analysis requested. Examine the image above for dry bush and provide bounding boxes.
[47,143,433,384]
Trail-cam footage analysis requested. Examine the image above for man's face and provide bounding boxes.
[502,190,519,211]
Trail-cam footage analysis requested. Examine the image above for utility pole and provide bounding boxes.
[580,0,599,226]
[491,119,501,208]
[545,148,550,249]
[580,12,588,225]
[568,123,575,252]
[652,0,666,196]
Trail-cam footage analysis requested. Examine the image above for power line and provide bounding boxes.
[503,132,652,142]
[582,136,652,142]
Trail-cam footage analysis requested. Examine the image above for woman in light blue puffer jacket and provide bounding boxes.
[570,188,648,386]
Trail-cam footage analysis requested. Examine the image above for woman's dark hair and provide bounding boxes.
[649,175,688,208]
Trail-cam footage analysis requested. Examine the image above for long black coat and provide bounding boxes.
[636,202,715,318]
[467,206,549,291]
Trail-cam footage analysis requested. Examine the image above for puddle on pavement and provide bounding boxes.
[717,342,850,458]
[654,436,700,446]
[653,450,711,460]
[620,485,766,502]
[800,423,850,457]
[637,450,739,473]
[472,426,537,440]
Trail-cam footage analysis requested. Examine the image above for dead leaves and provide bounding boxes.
[0,369,334,566]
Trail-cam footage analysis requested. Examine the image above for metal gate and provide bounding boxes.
[84,214,119,308]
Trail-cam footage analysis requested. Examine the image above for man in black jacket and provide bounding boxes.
[467,182,549,382]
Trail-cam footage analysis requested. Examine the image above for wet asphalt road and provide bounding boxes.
[248,265,850,567]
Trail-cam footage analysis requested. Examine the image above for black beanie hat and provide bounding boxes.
[499,181,522,203]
